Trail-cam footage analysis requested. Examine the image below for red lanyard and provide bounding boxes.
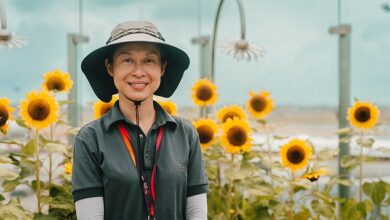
[118,123,163,218]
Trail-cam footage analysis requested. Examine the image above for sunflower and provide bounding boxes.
[347,101,379,129]
[193,118,219,150]
[93,95,119,119]
[0,98,15,135]
[41,69,73,93]
[156,99,178,116]
[64,162,72,175]
[220,117,252,154]
[19,91,59,130]
[217,105,247,123]
[246,91,274,119]
[302,168,327,182]
[191,78,218,107]
[280,139,312,171]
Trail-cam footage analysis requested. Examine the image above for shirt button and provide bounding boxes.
[139,134,144,139]
[145,151,150,158]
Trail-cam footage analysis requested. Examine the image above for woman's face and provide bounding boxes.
[105,42,166,103]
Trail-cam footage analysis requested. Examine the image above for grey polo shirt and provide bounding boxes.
[72,101,208,220]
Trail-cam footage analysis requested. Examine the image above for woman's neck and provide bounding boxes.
[118,95,156,135]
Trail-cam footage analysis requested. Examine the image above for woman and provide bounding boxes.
[72,21,208,220]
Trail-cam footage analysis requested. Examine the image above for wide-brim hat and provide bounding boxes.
[81,21,190,102]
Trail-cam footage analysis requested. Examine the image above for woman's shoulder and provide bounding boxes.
[75,117,106,140]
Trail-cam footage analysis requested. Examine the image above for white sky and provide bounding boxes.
[1,0,389,108]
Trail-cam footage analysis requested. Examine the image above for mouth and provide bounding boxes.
[127,82,148,90]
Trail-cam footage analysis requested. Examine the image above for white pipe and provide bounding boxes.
[0,0,7,30]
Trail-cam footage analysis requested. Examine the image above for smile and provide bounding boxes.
[128,82,148,89]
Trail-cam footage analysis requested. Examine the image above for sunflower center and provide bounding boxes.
[286,146,305,164]
[222,112,240,123]
[250,95,267,112]
[354,107,371,123]
[28,99,50,121]
[227,126,247,146]
[0,105,9,126]
[100,104,112,116]
[47,76,65,91]
[197,125,214,144]
[196,85,213,101]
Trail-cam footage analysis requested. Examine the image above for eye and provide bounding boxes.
[145,58,156,64]
[122,58,132,63]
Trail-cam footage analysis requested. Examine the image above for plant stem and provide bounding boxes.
[227,154,235,219]
[359,130,364,202]
[49,124,54,185]
[263,123,273,186]
[34,129,42,213]
[288,171,295,220]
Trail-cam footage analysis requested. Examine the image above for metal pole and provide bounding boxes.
[67,34,89,144]
[329,24,352,200]
[210,0,247,82]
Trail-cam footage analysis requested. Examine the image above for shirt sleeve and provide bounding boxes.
[75,197,104,220]
[186,123,208,197]
[186,193,207,220]
[72,129,104,202]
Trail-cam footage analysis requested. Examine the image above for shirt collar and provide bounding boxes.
[103,100,177,131]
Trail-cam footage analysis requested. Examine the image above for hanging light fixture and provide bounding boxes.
[0,0,28,48]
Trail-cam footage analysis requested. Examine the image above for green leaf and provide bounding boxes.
[356,137,375,148]
[19,166,33,179]
[0,168,19,181]
[43,143,68,154]
[312,190,334,204]
[317,148,338,161]
[31,180,45,191]
[334,127,352,135]
[0,139,24,147]
[334,178,353,186]
[362,181,387,205]
[2,178,20,192]
[0,156,13,164]
[0,194,4,202]
[292,178,312,190]
[0,199,33,220]
[256,119,267,125]
[356,200,373,217]
[311,199,334,218]
[293,207,311,220]
[340,155,360,170]
[14,118,29,129]
[22,139,36,156]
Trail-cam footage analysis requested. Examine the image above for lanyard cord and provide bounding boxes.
[117,99,164,219]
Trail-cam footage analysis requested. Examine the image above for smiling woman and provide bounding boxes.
[73,21,208,220]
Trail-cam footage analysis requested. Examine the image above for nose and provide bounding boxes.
[131,62,146,78]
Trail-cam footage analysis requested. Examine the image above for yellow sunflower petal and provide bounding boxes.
[19,91,59,130]
[93,95,119,119]
[193,118,219,150]
[347,101,380,129]
[0,97,14,135]
[41,69,73,93]
[217,105,247,123]
[220,117,252,154]
[156,99,178,116]
[64,162,72,175]
[246,90,274,119]
[191,78,218,107]
[280,139,312,171]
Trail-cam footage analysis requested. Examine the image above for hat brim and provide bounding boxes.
[81,33,190,102]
